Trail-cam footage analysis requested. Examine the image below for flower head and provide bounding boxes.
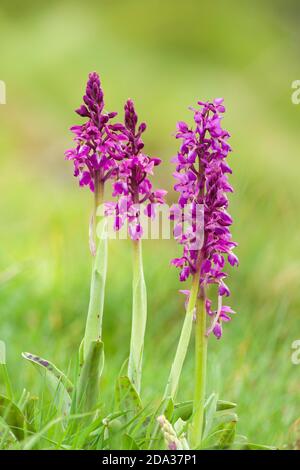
[106,99,166,240]
[171,98,238,338]
[157,415,183,450]
[65,72,123,191]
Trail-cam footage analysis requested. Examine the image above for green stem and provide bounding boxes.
[164,270,200,400]
[190,291,207,448]
[83,177,107,360]
[149,271,200,449]
[94,177,104,222]
[128,239,147,394]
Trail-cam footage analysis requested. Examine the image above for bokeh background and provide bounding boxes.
[1,0,300,446]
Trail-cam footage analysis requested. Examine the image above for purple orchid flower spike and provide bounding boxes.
[65,72,122,193]
[171,98,238,339]
[106,99,167,240]
[160,98,238,450]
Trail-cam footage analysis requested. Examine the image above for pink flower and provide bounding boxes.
[106,99,167,240]
[65,72,123,191]
[171,99,238,339]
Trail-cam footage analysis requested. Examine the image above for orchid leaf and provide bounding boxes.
[203,392,218,439]
[0,394,30,440]
[216,399,237,411]
[84,217,108,360]
[76,340,104,413]
[22,352,72,417]
[128,240,147,394]
[115,375,142,415]
[173,397,236,422]
[243,442,277,450]
[173,400,193,421]
[201,412,238,449]
[216,418,237,449]
[165,397,174,420]
[174,418,190,450]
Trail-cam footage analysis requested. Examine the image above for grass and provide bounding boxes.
[0,0,300,449]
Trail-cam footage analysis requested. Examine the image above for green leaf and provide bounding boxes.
[84,217,108,360]
[173,401,192,421]
[76,340,104,413]
[146,396,174,449]
[128,240,147,394]
[165,397,174,421]
[78,338,84,368]
[214,410,238,427]
[217,418,237,449]
[0,394,30,440]
[200,411,238,449]
[174,417,187,436]
[173,398,236,423]
[216,399,237,411]
[122,433,140,450]
[203,393,218,439]
[174,418,190,450]
[164,282,199,400]
[22,352,72,417]
[115,375,142,415]
[243,442,277,450]
[100,412,126,450]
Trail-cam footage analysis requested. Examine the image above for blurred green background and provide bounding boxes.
[0,0,300,446]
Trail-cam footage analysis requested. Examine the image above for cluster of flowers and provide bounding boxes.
[65,72,120,191]
[65,73,166,239]
[171,99,238,339]
[105,99,167,240]
[66,73,238,338]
